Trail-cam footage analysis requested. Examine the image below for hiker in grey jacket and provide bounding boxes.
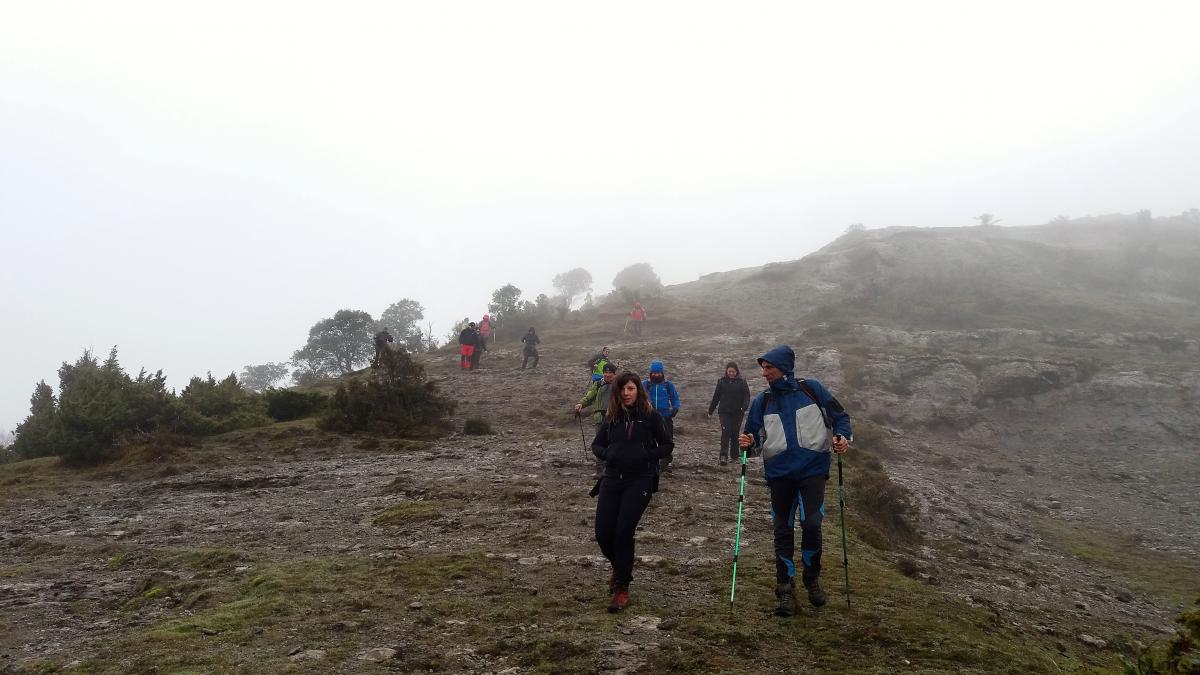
[708,361,751,465]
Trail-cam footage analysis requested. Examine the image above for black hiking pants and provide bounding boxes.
[594,474,654,586]
[522,348,539,369]
[768,474,826,585]
[717,411,744,460]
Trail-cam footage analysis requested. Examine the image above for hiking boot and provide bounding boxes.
[803,577,827,607]
[608,584,629,613]
[719,455,728,465]
[774,582,798,617]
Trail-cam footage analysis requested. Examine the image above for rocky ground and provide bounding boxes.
[1,333,1197,673]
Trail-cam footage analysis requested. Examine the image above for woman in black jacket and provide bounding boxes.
[708,361,751,465]
[591,371,673,613]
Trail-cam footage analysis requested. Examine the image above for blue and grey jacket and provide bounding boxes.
[643,360,680,419]
[743,345,852,481]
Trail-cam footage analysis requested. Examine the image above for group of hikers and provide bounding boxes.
[449,314,542,371]
[384,305,854,618]
[453,314,494,370]
[449,300,648,372]
[574,343,853,617]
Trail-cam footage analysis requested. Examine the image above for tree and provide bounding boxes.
[319,342,454,435]
[488,284,522,327]
[445,317,471,345]
[612,263,663,298]
[292,309,376,380]
[1136,208,1153,225]
[552,268,593,308]
[974,213,1000,227]
[239,362,290,392]
[12,380,59,459]
[379,298,427,352]
[845,223,866,235]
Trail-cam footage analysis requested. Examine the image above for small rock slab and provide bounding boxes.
[358,647,398,662]
[289,649,326,662]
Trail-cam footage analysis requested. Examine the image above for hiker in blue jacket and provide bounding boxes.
[643,360,680,472]
[739,345,852,617]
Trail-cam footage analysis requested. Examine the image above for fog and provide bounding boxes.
[3,1,1199,432]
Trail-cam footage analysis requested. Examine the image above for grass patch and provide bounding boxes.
[1034,515,1200,604]
[373,501,442,524]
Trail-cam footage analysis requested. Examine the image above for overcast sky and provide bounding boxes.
[2,1,1199,432]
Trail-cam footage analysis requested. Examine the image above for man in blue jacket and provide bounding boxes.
[739,345,852,616]
[643,360,680,471]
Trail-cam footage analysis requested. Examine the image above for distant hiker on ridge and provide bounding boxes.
[628,301,647,337]
[588,346,612,382]
[521,327,541,369]
[708,361,750,465]
[591,372,673,613]
[373,328,394,367]
[643,360,680,473]
[739,345,852,617]
[458,322,479,370]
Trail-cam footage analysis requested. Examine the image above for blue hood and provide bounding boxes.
[757,345,795,376]
[758,345,802,393]
[649,360,664,374]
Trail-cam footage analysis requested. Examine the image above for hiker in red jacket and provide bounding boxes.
[629,302,647,337]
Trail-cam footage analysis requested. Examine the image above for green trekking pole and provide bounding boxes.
[837,452,851,608]
[729,448,748,607]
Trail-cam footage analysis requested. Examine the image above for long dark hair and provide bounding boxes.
[606,371,651,422]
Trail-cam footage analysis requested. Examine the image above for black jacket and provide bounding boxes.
[458,328,478,346]
[591,408,673,477]
[708,376,751,415]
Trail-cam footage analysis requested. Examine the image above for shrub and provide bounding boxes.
[263,388,328,421]
[175,373,271,435]
[319,347,454,436]
[463,418,493,435]
[23,350,180,465]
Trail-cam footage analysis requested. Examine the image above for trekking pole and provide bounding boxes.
[729,448,748,608]
[575,412,589,462]
[837,452,851,608]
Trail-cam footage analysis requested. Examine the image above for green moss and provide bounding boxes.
[1034,515,1200,604]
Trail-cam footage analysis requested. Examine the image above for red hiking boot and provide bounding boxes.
[608,584,629,613]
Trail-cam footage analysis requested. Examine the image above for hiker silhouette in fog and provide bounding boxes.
[521,327,541,369]
[588,346,612,382]
[628,301,647,336]
[373,329,394,367]
[591,371,673,613]
[478,314,492,354]
[576,362,617,478]
[458,322,479,370]
[470,317,488,369]
[708,361,750,465]
[643,360,680,473]
[739,345,852,617]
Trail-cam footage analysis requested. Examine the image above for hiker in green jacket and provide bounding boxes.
[577,363,618,477]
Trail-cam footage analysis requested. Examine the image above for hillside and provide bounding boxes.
[2,216,1199,673]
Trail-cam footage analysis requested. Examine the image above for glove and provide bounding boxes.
[670,408,679,418]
